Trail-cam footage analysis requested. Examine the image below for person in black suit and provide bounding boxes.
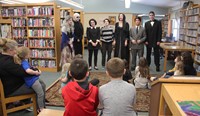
[86,19,100,70]
[145,11,162,71]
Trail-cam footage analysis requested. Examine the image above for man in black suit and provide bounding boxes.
[145,11,162,71]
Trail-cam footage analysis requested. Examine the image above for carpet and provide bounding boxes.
[46,72,151,112]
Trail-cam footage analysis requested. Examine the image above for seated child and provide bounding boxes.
[14,46,45,112]
[174,61,184,76]
[134,57,151,89]
[60,63,71,88]
[62,59,99,116]
[99,58,137,116]
[122,59,133,83]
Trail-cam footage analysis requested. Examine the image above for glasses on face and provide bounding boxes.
[76,16,80,18]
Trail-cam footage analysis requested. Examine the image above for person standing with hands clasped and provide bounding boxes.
[87,18,100,70]
[130,17,146,71]
[145,11,162,71]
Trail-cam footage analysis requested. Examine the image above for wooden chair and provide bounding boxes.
[0,79,37,116]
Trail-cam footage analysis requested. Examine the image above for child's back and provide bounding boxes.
[134,66,150,89]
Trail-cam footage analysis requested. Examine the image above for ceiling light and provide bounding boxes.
[58,0,84,9]
[125,0,131,8]
[15,0,51,3]
[0,0,22,4]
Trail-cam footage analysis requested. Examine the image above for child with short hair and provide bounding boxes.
[99,58,137,116]
[62,59,99,116]
[174,61,184,76]
[134,57,151,89]
[13,46,45,112]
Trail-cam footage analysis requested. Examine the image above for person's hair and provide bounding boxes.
[118,13,127,30]
[106,58,125,78]
[175,61,184,74]
[61,63,70,74]
[0,39,18,53]
[74,54,83,59]
[181,51,194,66]
[14,46,30,65]
[175,55,182,62]
[89,18,97,26]
[103,18,110,24]
[138,57,150,78]
[69,59,88,80]
[149,11,155,16]
[123,59,129,69]
[135,17,141,22]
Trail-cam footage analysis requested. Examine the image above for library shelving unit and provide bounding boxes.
[1,2,61,72]
[179,5,200,75]
[161,14,172,38]
[0,19,12,39]
[1,4,27,46]
[60,7,74,28]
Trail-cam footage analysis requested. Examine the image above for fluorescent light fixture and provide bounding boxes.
[0,0,22,4]
[131,0,140,2]
[58,0,84,9]
[15,0,51,3]
[125,0,131,8]
[138,14,165,17]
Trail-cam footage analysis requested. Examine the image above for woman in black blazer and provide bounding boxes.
[86,19,100,70]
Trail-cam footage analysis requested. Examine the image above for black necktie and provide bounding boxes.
[136,26,138,34]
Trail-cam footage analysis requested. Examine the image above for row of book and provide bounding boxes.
[12,18,26,27]
[198,28,200,34]
[27,7,54,16]
[60,10,69,18]
[1,8,26,17]
[180,23,187,28]
[30,49,55,58]
[185,36,196,44]
[179,29,186,34]
[188,16,199,22]
[28,18,54,27]
[0,24,12,39]
[187,8,200,16]
[187,30,197,37]
[16,38,28,47]
[31,59,56,68]
[13,29,27,38]
[187,22,198,29]
[29,39,55,48]
[198,37,200,43]
[28,29,54,37]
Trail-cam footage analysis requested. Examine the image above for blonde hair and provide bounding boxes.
[14,46,30,65]
[106,58,125,78]
[0,39,18,53]
[61,63,70,74]
[175,61,184,74]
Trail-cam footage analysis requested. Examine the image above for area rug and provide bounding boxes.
[46,72,151,112]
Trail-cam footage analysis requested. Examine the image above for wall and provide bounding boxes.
[83,13,133,35]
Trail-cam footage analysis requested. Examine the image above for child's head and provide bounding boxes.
[123,59,129,69]
[106,58,125,78]
[181,51,193,66]
[69,59,88,80]
[62,63,70,74]
[14,46,30,65]
[174,55,182,63]
[138,57,150,78]
[138,57,148,68]
[175,61,184,73]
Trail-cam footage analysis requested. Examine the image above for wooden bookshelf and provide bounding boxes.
[161,14,172,38]
[1,2,61,72]
[0,19,12,39]
[179,5,200,75]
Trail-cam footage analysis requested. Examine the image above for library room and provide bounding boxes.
[0,0,200,116]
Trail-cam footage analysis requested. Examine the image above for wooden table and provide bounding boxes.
[38,109,64,116]
[160,43,195,71]
[159,84,200,116]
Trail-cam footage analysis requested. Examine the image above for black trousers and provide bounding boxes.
[88,49,98,67]
[73,41,83,55]
[101,42,112,66]
[146,46,160,67]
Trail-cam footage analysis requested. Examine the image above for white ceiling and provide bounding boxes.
[131,0,186,8]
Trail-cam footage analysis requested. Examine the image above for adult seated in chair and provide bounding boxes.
[0,39,46,109]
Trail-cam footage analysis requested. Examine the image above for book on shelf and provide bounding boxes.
[1,7,26,17]
[28,18,54,27]
[60,10,69,18]
[30,49,55,58]
[12,18,27,27]
[31,59,56,68]
[27,7,54,16]
[29,39,55,48]
[0,24,12,39]
[28,29,54,37]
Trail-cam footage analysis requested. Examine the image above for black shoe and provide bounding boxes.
[156,66,160,72]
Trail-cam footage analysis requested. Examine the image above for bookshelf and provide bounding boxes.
[179,5,200,75]
[60,8,73,28]
[0,19,12,39]
[161,14,172,38]
[1,2,61,72]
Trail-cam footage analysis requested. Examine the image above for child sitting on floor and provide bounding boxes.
[122,59,133,83]
[59,63,71,88]
[134,57,151,89]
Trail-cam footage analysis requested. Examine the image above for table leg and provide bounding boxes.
[164,50,168,72]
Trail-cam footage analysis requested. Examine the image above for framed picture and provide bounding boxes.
[109,16,116,25]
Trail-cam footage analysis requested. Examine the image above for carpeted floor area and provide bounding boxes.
[46,72,151,112]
